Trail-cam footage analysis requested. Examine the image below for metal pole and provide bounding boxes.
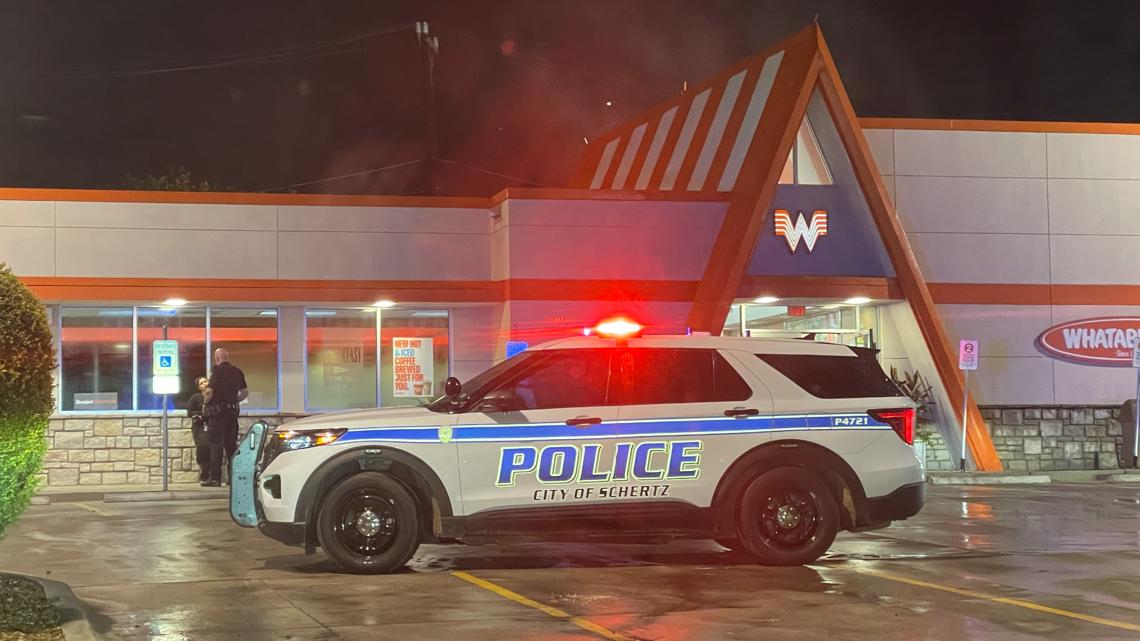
[960,369,969,472]
[1133,368,1139,469]
[161,323,169,493]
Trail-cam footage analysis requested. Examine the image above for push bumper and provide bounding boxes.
[865,481,925,523]
[258,519,307,547]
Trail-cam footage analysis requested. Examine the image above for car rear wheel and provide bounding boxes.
[737,467,838,566]
[316,472,420,574]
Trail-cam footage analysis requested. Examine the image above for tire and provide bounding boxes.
[737,467,838,566]
[316,472,421,574]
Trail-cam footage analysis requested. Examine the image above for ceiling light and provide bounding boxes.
[844,297,871,305]
[162,298,187,307]
[372,300,396,309]
[753,296,779,304]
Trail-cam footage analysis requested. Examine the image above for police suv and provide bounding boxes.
[230,321,925,574]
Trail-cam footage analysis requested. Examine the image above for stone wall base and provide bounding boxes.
[41,415,294,487]
[921,406,1125,472]
[40,406,1128,486]
[981,406,1123,471]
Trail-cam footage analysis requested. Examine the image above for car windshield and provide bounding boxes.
[424,351,537,412]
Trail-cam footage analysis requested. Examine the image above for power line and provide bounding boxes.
[260,158,427,193]
[260,156,545,194]
[431,22,666,103]
[2,23,415,82]
[435,158,547,185]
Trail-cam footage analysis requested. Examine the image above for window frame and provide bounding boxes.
[56,305,281,415]
[303,306,453,413]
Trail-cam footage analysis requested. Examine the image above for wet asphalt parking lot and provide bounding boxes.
[2,483,1140,640]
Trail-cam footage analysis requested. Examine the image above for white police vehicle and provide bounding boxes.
[231,319,925,574]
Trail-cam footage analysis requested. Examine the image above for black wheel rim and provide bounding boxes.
[757,483,821,550]
[332,488,399,558]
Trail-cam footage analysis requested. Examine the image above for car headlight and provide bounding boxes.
[276,428,348,452]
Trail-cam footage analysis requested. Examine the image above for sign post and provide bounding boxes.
[958,339,979,472]
[152,335,179,492]
[1133,341,1140,468]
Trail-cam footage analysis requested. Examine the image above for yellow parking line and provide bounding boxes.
[451,571,638,641]
[73,502,110,516]
[853,567,1140,633]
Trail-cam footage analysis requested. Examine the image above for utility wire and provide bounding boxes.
[431,22,666,103]
[260,156,545,193]
[2,23,415,81]
[260,158,427,193]
[437,158,547,187]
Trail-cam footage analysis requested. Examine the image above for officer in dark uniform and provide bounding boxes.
[203,347,248,487]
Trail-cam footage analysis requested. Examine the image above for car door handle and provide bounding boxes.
[724,408,760,418]
[565,416,602,427]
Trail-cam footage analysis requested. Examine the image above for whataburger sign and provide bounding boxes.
[1035,317,1140,367]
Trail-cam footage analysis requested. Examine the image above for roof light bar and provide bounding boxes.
[592,317,643,339]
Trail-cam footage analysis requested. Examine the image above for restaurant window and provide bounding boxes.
[306,309,378,411]
[137,307,207,411]
[60,308,134,411]
[58,306,280,413]
[211,308,279,411]
[304,308,451,411]
[380,309,450,407]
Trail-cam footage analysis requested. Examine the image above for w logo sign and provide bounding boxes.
[774,209,828,253]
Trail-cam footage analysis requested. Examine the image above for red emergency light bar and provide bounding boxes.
[588,317,643,339]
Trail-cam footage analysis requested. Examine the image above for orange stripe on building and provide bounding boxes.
[859,117,1140,136]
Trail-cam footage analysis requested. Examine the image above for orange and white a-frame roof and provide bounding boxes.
[577,24,1003,471]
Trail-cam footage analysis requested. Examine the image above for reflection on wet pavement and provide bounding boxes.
[0,483,1138,640]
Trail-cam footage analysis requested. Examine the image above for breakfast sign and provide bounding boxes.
[1035,317,1140,367]
[393,337,434,397]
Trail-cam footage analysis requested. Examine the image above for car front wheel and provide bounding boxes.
[316,472,421,574]
[737,467,838,566]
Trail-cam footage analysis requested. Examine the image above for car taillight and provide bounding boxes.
[869,408,915,445]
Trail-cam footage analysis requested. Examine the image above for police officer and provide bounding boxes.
[203,347,248,487]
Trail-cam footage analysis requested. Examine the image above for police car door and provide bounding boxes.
[610,347,775,509]
[455,348,619,514]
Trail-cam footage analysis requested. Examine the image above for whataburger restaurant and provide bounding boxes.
[5,24,1140,488]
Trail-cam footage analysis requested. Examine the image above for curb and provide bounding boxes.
[104,490,228,503]
[927,473,1051,485]
[11,573,103,641]
[37,489,228,504]
[1096,473,1140,483]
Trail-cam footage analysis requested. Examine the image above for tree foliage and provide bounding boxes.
[0,263,55,537]
[123,165,218,191]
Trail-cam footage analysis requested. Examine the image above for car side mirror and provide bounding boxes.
[476,388,521,413]
[444,376,462,398]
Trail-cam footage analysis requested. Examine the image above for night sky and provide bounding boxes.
[2,0,1138,196]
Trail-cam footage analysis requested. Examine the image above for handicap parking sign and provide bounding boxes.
[152,340,180,377]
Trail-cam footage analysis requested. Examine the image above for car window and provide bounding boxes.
[479,349,611,411]
[756,350,903,399]
[611,348,752,405]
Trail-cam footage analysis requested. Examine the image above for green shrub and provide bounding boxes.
[0,263,55,538]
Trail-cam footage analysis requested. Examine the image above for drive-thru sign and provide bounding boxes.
[959,340,979,370]
[958,339,979,471]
